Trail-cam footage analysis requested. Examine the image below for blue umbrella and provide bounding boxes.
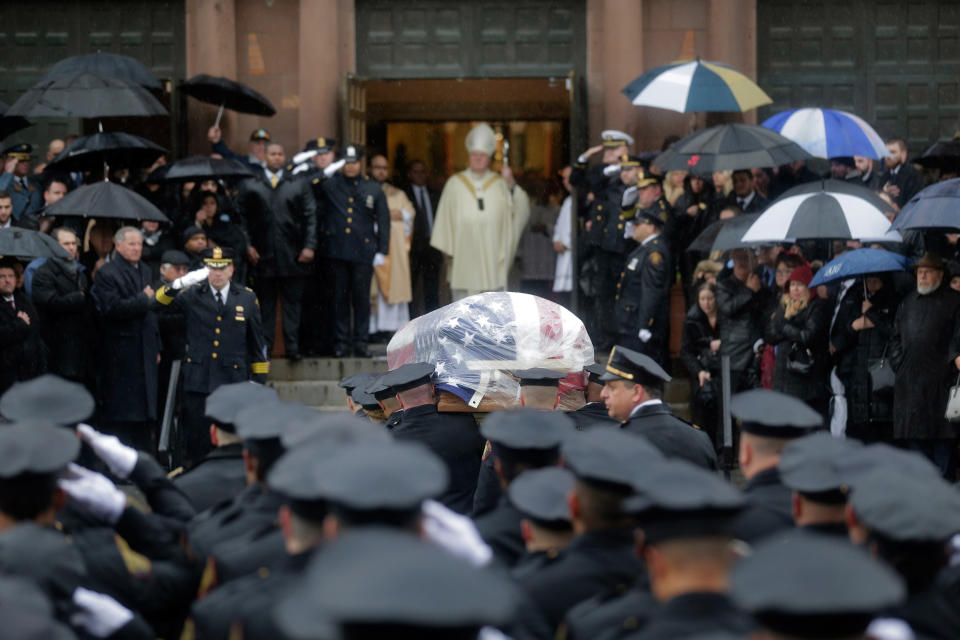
[761,108,889,160]
[810,248,912,287]
[891,177,960,232]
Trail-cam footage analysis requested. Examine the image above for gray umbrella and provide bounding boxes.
[0,228,71,260]
[45,181,169,223]
[6,72,167,119]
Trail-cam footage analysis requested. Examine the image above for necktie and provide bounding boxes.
[215,290,224,312]
[7,299,14,310]
[270,173,279,188]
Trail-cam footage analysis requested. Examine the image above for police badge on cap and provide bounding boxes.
[202,246,233,269]
[343,145,364,163]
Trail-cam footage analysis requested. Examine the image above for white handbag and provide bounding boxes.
[945,374,960,423]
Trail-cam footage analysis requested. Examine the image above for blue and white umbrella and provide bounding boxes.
[622,59,772,113]
[761,108,889,160]
[810,248,912,287]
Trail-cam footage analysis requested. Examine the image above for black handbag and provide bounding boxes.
[786,344,814,375]
[867,345,895,394]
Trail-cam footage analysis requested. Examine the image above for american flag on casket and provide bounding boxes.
[387,292,594,409]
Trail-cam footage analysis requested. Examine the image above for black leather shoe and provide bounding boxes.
[286,350,303,362]
[333,347,349,358]
[353,346,371,358]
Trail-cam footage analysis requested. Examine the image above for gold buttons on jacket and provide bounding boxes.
[213,340,220,347]
[347,217,352,223]
[212,353,218,359]
[617,223,623,230]
[216,316,222,322]
[345,228,351,234]
[215,328,220,334]
[347,207,353,213]
[348,197,354,203]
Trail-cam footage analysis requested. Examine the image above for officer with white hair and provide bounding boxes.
[430,123,530,300]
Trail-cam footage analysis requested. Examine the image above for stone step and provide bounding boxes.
[269,380,349,407]
[269,357,390,382]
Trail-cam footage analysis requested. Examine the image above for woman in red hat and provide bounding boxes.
[765,263,830,419]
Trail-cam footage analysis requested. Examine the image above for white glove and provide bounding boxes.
[621,185,639,209]
[603,163,622,177]
[623,221,634,239]
[171,266,209,290]
[752,338,765,354]
[576,153,588,164]
[638,329,652,343]
[292,149,319,165]
[291,162,311,175]
[71,587,134,638]
[866,618,915,640]
[57,463,126,525]
[77,424,138,479]
[372,252,387,267]
[421,499,493,567]
[323,158,346,178]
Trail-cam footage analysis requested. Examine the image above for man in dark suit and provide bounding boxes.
[155,247,269,468]
[600,346,717,470]
[882,137,924,209]
[726,169,768,213]
[89,227,161,453]
[404,159,443,317]
[0,256,45,396]
[235,142,317,360]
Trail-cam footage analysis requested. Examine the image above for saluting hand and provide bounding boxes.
[297,248,315,264]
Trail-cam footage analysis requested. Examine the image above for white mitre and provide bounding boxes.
[465,123,497,156]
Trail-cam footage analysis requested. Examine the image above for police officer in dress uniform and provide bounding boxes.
[511,429,659,638]
[155,247,269,469]
[367,374,404,430]
[600,346,717,470]
[379,362,485,515]
[472,408,571,568]
[0,143,42,222]
[567,362,620,430]
[729,389,821,544]
[777,433,860,538]
[296,136,337,356]
[172,381,279,512]
[317,145,390,357]
[616,169,672,363]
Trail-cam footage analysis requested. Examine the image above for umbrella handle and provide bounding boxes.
[214,103,225,128]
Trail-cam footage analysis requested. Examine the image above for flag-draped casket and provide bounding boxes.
[387,292,595,411]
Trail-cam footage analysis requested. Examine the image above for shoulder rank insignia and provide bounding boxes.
[313,177,320,184]
[649,252,662,266]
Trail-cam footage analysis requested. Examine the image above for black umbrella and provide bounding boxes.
[915,138,960,173]
[0,99,32,140]
[6,72,168,119]
[0,228,71,260]
[45,181,168,223]
[653,124,812,174]
[180,74,276,126]
[40,52,162,91]
[154,155,256,182]
[45,132,166,173]
[687,213,761,252]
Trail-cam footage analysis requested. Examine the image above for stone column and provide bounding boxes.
[185,0,239,154]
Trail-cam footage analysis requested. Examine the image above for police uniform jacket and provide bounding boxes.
[563,578,655,640]
[514,528,643,633]
[187,484,285,561]
[587,178,629,252]
[472,453,502,517]
[620,592,754,640]
[473,495,525,568]
[318,171,390,264]
[615,235,671,341]
[174,443,246,513]
[390,405,484,515]
[0,173,42,221]
[733,467,794,544]
[621,403,718,470]
[157,281,268,394]
[89,257,160,422]
[235,170,317,277]
[568,402,619,430]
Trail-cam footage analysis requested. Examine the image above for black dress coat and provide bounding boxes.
[680,305,721,381]
[889,284,960,440]
[31,257,95,383]
[173,443,246,512]
[734,467,794,544]
[390,405,484,514]
[621,592,754,640]
[567,401,619,430]
[716,274,764,375]
[621,403,718,470]
[765,296,830,408]
[0,290,46,396]
[404,183,443,270]
[473,495,525,568]
[318,171,390,264]
[90,258,160,422]
[235,170,317,278]
[846,285,898,431]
